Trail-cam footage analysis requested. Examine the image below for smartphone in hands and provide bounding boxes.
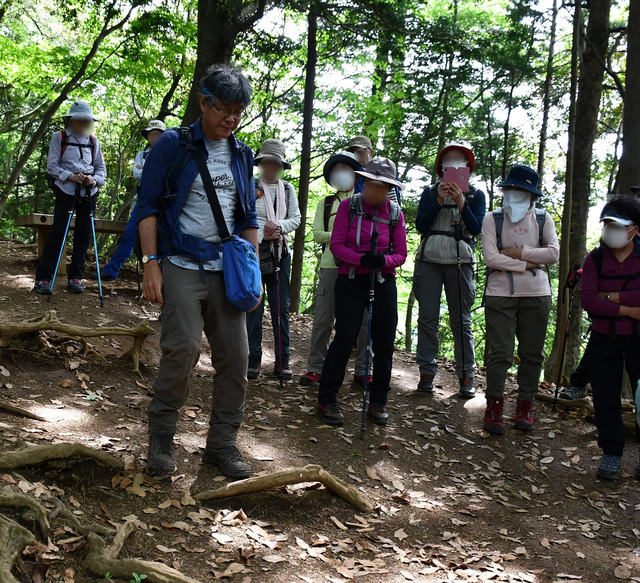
[442,166,470,192]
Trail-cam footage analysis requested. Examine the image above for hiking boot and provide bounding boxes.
[247,355,261,380]
[203,446,252,479]
[514,399,534,432]
[368,402,389,426]
[559,383,588,401]
[67,278,84,293]
[148,434,176,474]
[273,357,293,380]
[317,402,345,426]
[483,397,505,435]
[458,377,476,399]
[597,454,622,480]
[89,271,115,282]
[354,374,373,387]
[416,373,434,393]
[34,280,52,295]
[300,372,321,386]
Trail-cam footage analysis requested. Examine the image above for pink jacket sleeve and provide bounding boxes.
[383,211,408,269]
[520,211,560,265]
[580,252,620,317]
[481,213,527,273]
[330,199,362,267]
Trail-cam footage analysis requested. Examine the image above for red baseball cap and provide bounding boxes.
[436,144,475,177]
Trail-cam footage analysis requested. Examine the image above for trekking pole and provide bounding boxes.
[273,241,284,390]
[48,186,79,302]
[553,265,583,411]
[360,230,379,441]
[89,188,104,308]
[453,219,467,384]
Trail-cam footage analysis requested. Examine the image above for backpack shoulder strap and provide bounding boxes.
[388,199,401,226]
[592,245,604,276]
[165,127,195,195]
[59,130,68,159]
[349,193,363,224]
[535,208,546,247]
[492,209,504,250]
[323,194,336,231]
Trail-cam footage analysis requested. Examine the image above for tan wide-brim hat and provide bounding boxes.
[254,139,291,170]
[354,157,405,191]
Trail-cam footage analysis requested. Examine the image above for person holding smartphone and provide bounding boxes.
[414,144,486,398]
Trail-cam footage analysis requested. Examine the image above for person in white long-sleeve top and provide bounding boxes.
[246,139,301,380]
[35,100,106,295]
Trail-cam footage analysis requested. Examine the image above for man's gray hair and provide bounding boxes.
[200,64,252,108]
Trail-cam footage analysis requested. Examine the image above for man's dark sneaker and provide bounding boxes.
[368,402,389,426]
[148,434,176,474]
[458,377,476,399]
[203,446,252,479]
[514,399,534,432]
[354,374,373,387]
[559,383,588,401]
[416,373,434,393]
[89,271,115,282]
[317,402,345,426]
[273,358,293,380]
[597,454,622,480]
[34,280,52,295]
[300,372,321,386]
[247,355,261,380]
[67,279,84,293]
[483,397,505,435]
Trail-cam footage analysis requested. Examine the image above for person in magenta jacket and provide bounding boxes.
[580,196,640,480]
[316,157,407,427]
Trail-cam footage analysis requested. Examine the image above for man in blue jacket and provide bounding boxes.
[136,65,258,478]
[414,144,486,398]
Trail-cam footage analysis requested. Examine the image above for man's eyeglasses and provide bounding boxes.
[212,101,246,120]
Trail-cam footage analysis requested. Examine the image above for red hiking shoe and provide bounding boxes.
[514,400,534,432]
[483,397,505,435]
[300,372,321,387]
[354,374,373,387]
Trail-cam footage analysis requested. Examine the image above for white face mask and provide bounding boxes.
[601,224,634,249]
[503,189,532,223]
[330,169,356,192]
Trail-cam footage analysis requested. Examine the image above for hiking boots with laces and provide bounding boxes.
[273,357,293,380]
[34,280,52,295]
[416,373,434,393]
[300,372,321,386]
[148,434,176,474]
[203,445,252,479]
[67,278,84,293]
[514,399,534,432]
[597,454,622,480]
[368,402,389,426]
[317,402,345,426]
[483,397,505,435]
[458,377,476,399]
[247,355,261,380]
[559,383,588,401]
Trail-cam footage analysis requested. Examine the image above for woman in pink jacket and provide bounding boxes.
[317,158,407,427]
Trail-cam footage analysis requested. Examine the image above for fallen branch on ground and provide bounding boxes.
[85,519,201,583]
[0,400,46,421]
[194,464,374,513]
[0,513,35,583]
[0,487,49,535]
[0,310,153,375]
[0,442,123,470]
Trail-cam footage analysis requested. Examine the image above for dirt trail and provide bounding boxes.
[1,239,639,583]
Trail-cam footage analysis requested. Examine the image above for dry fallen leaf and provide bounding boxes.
[263,554,286,563]
[394,528,408,541]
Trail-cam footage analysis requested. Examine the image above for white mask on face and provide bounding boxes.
[503,189,532,223]
[601,224,633,249]
[330,169,356,192]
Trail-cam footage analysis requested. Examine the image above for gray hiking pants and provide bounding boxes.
[414,260,476,379]
[147,261,248,449]
[306,268,369,376]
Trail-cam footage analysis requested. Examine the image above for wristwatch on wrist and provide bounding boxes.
[605,292,611,301]
[142,254,159,264]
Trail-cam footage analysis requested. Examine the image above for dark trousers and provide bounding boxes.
[103,204,138,279]
[246,254,291,361]
[588,331,640,456]
[569,335,593,387]
[318,274,398,406]
[36,187,96,281]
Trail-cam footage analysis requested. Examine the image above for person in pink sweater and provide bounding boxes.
[317,158,407,427]
[580,196,640,480]
[481,165,559,435]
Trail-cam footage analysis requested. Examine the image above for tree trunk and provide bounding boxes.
[405,285,416,351]
[537,0,558,180]
[613,0,640,195]
[289,10,318,314]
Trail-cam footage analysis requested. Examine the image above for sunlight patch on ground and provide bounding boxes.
[30,404,92,425]
[0,273,37,292]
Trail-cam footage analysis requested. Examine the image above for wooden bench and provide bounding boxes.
[14,213,128,275]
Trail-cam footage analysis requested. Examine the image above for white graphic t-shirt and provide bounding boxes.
[169,138,237,272]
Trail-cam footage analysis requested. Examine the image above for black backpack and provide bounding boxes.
[347,193,401,254]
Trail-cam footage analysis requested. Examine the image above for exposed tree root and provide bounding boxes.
[0,442,123,470]
[0,487,50,535]
[0,513,36,583]
[0,310,153,375]
[194,463,374,513]
[84,519,201,583]
[0,400,46,421]
[45,496,114,537]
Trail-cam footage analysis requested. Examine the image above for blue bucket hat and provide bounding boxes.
[497,164,542,197]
